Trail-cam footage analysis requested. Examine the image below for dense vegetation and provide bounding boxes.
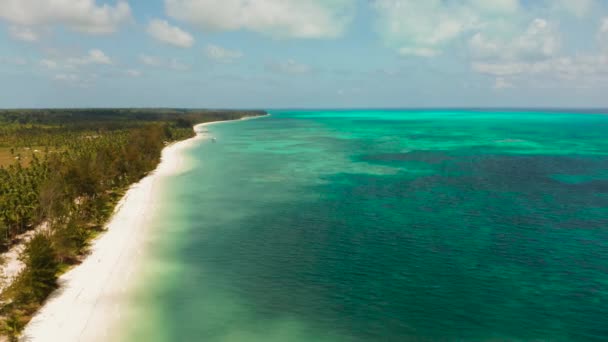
[0,108,264,339]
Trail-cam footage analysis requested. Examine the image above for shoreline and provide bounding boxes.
[20,116,264,341]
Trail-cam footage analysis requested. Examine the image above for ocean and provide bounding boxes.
[121,110,608,341]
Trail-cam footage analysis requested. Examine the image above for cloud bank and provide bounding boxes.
[0,0,132,34]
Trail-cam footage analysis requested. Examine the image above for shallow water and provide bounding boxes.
[123,110,608,341]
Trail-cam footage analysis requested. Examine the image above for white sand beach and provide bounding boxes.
[19,119,239,342]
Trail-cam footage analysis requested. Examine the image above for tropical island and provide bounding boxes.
[0,108,265,340]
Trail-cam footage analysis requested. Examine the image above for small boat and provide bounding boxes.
[211,138,217,143]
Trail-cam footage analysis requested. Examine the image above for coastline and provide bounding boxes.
[19,116,263,341]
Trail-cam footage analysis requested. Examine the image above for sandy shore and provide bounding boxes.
[19,118,256,342]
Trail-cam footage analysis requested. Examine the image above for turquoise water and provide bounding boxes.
[124,110,608,341]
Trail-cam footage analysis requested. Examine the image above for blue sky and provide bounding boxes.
[1,0,608,108]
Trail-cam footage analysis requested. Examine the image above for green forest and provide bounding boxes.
[0,108,264,339]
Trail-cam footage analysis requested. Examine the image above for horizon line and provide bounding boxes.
[1,107,608,111]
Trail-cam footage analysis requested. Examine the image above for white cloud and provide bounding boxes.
[140,55,163,67]
[470,19,560,61]
[371,0,579,60]
[125,69,142,77]
[372,0,526,57]
[54,73,79,82]
[465,7,608,89]
[68,49,112,65]
[39,49,112,71]
[0,0,132,34]
[473,55,608,79]
[165,0,355,39]
[40,59,58,69]
[398,47,440,57]
[473,55,608,90]
[8,26,38,42]
[372,0,606,59]
[267,59,312,74]
[147,19,194,48]
[88,49,112,64]
[204,44,243,62]
[52,72,97,88]
[470,15,608,89]
[139,54,190,71]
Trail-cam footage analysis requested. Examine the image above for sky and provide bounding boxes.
[1,0,608,109]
